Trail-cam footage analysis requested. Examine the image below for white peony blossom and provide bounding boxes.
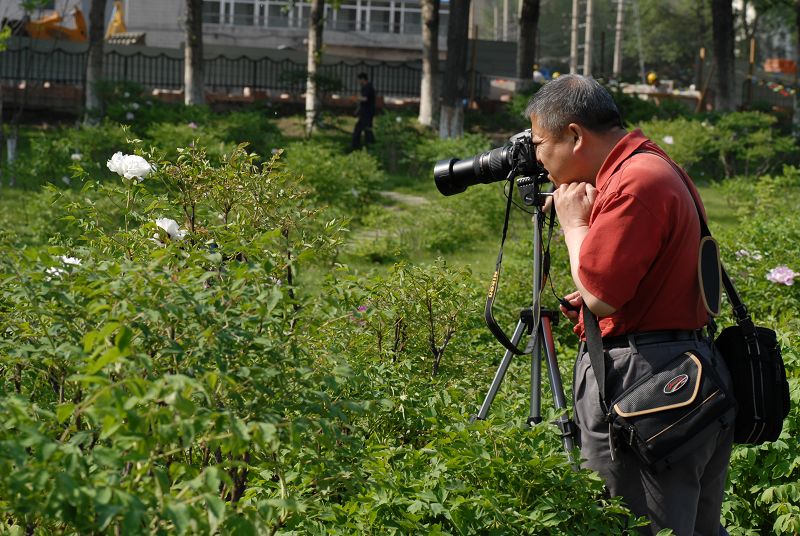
[662,135,674,145]
[125,111,135,120]
[107,152,153,181]
[46,266,66,278]
[70,152,82,161]
[154,217,188,242]
[46,256,81,279]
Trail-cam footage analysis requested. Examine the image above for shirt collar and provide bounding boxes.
[595,129,651,191]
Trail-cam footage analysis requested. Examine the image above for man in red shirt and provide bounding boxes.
[525,74,734,535]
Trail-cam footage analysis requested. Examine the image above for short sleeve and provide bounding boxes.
[578,192,667,309]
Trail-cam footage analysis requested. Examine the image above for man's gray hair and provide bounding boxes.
[523,74,622,135]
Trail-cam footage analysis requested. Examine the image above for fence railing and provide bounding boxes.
[0,44,489,100]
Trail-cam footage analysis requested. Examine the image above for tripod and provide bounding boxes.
[471,177,579,463]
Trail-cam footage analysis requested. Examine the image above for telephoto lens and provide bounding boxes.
[433,130,544,196]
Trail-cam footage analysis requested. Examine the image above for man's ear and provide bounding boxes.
[568,123,584,154]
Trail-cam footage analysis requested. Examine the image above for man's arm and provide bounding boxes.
[562,224,616,316]
[554,182,617,317]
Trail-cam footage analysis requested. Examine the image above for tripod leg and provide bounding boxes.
[540,316,579,464]
[528,332,542,425]
[471,319,528,422]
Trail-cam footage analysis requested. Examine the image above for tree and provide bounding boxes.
[516,0,540,79]
[184,0,204,105]
[84,0,107,123]
[418,0,440,128]
[711,0,736,111]
[305,0,325,137]
[439,0,470,139]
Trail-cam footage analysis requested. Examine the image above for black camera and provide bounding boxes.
[433,129,547,196]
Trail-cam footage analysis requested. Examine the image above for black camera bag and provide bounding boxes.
[713,273,790,444]
[607,347,735,472]
[583,309,736,472]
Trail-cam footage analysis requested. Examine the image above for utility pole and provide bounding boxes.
[570,0,580,73]
[503,0,508,41]
[583,0,594,76]
[613,0,625,79]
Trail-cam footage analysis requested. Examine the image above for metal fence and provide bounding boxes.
[0,43,489,100]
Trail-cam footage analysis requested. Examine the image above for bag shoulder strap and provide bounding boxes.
[634,150,757,347]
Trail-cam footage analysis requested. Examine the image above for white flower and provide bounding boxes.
[126,112,135,120]
[107,152,153,181]
[154,217,188,241]
[132,102,140,110]
[123,91,130,98]
[45,256,81,279]
[662,135,674,145]
[70,152,82,161]
[61,176,71,185]
[395,116,402,123]
[46,266,66,278]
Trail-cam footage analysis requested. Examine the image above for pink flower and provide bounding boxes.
[187,122,198,129]
[766,266,796,286]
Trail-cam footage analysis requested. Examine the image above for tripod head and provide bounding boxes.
[516,175,553,207]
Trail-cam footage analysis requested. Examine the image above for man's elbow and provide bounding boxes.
[583,294,617,317]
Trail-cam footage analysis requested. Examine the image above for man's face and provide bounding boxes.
[530,116,579,187]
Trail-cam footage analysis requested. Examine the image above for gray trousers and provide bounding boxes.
[573,336,734,536]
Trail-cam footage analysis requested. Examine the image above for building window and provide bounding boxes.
[203,1,222,23]
[233,0,255,25]
[268,2,290,27]
[203,0,441,34]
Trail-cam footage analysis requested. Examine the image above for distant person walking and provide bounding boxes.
[351,72,376,150]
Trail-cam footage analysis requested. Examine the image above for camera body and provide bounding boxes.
[433,129,547,196]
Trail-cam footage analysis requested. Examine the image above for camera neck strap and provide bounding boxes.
[484,179,556,356]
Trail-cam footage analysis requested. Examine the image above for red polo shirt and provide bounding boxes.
[576,129,707,338]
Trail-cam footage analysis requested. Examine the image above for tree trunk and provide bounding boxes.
[711,0,735,111]
[305,0,325,137]
[583,0,594,76]
[569,0,579,74]
[516,0,540,79]
[439,0,470,139]
[184,0,205,105]
[418,0,440,127]
[84,0,107,123]
[612,0,624,79]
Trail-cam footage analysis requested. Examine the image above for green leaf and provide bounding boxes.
[86,346,122,374]
[205,494,225,532]
[56,403,75,423]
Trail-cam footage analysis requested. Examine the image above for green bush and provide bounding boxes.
[408,133,492,177]
[11,121,131,189]
[639,112,799,181]
[0,146,356,534]
[638,117,720,179]
[372,112,426,175]
[213,110,285,157]
[280,140,386,218]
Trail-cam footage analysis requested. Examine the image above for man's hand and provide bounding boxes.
[559,290,583,325]
[552,182,597,232]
